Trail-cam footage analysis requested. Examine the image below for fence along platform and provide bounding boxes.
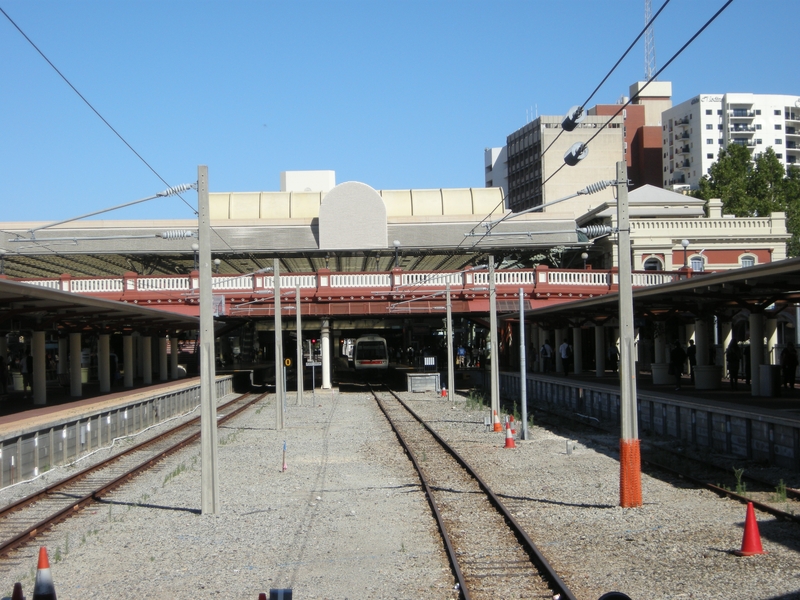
[0,376,233,490]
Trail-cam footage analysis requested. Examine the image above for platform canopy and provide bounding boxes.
[504,256,800,327]
[0,278,200,335]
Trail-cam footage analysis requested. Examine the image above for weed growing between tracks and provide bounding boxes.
[163,462,187,486]
[465,389,485,411]
[774,479,787,502]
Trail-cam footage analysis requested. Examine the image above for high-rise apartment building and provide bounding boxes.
[662,93,800,190]
[503,114,623,215]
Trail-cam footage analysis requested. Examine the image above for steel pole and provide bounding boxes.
[274,259,284,429]
[446,284,455,401]
[520,287,529,440]
[198,165,220,515]
[489,256,499,418]
[296,285,303,406]
[616,161,641,508]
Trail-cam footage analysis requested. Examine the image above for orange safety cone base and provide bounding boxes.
[509,415,517,435]
[619,439,642,508]
[504,423,516,449]
[493,411,503,432]
[735,502,766,556]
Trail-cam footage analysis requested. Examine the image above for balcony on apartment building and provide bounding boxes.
[730,124,756,133]
[676,145,691,155]
[729,108,756,118]
[731,138,757,148]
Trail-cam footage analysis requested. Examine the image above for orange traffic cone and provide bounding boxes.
[441,387,447,398]
[11,582,24,600]
[504,421,516,449]
[31,547,56,600]
[509,415,517,435]
[258,594,267,600]
[493,410,502,432]
[735,502,765,556]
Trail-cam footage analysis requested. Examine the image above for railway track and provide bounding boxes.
[370,384,577,600]
[0,391,266,559]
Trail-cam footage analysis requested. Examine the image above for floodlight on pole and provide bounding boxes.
[581,252,589,269]
[191,243,199,270]
[213,258,221,274]
[681,239,690,267]
[393,240,401,267]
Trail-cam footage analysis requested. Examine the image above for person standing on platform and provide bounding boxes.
[540,340,553,373]
[687,339,697,382]
[781,342,798,391]
[670,341,687,391]
[726,341,741,390]
[456,344,466,369]
[607,342,619,374]
[559,340,572,376]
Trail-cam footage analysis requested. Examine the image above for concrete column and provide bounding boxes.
[554,328,565,374]
[98,334,111,393]
[142,336,152,384]
[749,313,764,397]
[123,335,134,388]
[766,317,778,364]
[321,319,331,390]
[57,338,68,375]
[654,322,667,364]
[695,319,709,366]
[572,327,583,374]
[135,333,143,378]
[721,321,733,374]
[170,337,179,380]
[159,337,168,381]
[69,332,82,397]
[32,331,46,405]
[595,325,605,377]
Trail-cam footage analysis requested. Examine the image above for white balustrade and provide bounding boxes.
[547,271,609,286]
[262,274,319,289]
[330,273,391,288]
[632,272,677,287]
[137,277,190,291]
[401,272,463,287]
[20,280,60,290]
[70,279,123,293]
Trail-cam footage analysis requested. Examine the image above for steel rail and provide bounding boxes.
[0,391,266,557]
[371,384,578,600]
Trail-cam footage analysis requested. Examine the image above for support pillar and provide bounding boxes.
[595,325,605,377]
[69,332,82,397]
[695,319,709,367]
[142,336,152,385]
[554,328,565,374]
[57,338,68,376]
[766,317,778,364]
[321,319,332,390]
[750,313,764,397]
[170,337,179,380]
[159,337,168,382]
[572,327,582,374]
[123,335,134,388]
[721,322,733,375]
[99,333,111,393]
[32,331,46,405]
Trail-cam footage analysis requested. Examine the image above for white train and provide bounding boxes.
[352,335,389,371]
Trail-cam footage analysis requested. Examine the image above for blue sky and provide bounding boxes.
[0,0,795,222]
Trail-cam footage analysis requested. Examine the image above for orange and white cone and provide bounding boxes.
[509,415,517,435]
[441,387,447,398]
[735,502,766,556]
[31,547,56,600]
[504,421,516,449]
[493,410,502,432]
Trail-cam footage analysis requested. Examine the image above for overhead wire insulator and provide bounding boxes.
[157,183,197,197]
[564,142,588,166]
[561,105,585,132]
[578,180,614,195]
[577,225,615,238]
[158,230,196,240]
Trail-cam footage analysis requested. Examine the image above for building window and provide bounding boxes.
[707,153,714,159]
[756,139,762,144]
[707,139,713,144]
[690,257,705,272]
[740,256,755,268]
[775,109,781,115]
[755,109,761,115]
[705,109,712,115]
[643,257,663,271]
[756,124,762,130]
[776,139,783,145]
[706,124,713,129]
[717,110,722,115]
[776,124,783,130]
[718,124,723,130]
[777,153,783,159]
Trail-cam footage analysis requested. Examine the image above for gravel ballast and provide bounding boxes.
[2,388,800,599]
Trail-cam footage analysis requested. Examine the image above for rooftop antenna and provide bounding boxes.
[644,0,656,80]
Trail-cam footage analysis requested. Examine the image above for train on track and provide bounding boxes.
[352,335,389,371]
